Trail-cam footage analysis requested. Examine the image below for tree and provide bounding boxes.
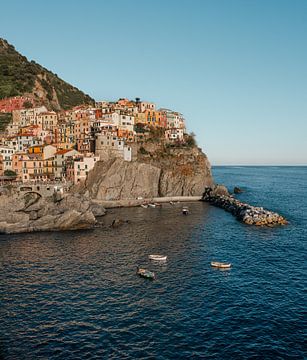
[186,132,197,147]
[23,100,33,109]
[4,169,17,177]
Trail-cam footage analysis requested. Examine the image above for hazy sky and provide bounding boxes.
[1,0,306,164]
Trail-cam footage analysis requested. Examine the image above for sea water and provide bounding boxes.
[0,166,306,359]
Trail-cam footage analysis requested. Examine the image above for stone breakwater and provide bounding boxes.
[202,187,288,226]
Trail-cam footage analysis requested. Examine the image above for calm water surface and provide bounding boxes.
[0,166,306,359]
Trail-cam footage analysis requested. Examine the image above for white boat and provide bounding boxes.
[148,203,156,208]
[140,204,148,208]
[210,261,232,269]
[149,254,167,261]
[182,207,189,215]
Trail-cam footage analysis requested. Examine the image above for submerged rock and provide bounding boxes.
[234,186,243,194]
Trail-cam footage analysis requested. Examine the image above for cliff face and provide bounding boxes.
[0,38,94,110]
[84,146,213,201]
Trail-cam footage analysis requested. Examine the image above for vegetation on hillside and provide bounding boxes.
[0,113,12,131]
[0,38,94,110]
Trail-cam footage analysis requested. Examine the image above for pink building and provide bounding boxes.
[0,96,33,113]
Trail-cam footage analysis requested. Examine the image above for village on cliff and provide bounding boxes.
[0,96,188,186]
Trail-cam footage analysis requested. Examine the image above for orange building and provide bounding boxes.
[144,110,163,127]
[12,153,28,180]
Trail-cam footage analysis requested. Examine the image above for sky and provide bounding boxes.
[1,0,306,165]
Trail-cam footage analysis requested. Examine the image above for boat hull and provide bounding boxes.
[149,255,167,261]
[137,268,156,279]
[211,262,232,269]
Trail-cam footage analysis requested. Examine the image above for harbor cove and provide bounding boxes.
[0,166,306,359]
[1,2,307,357]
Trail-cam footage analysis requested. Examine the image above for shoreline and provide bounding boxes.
[91,196,202,209]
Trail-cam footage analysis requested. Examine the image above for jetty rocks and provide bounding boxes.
[202,186,287,226]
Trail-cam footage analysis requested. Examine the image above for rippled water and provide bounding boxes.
[0,166,306,359]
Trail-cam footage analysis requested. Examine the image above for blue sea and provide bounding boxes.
[0,166,306,359]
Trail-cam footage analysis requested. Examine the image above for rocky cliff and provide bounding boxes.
[0,192,105,234]
[84,145,214,201]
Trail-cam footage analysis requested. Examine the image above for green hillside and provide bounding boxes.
[0,38,94,110]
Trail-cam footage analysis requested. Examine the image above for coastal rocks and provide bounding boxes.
[202,187,287,227]
[111,218,130,228]
[234,186,243,194]
[90,202,107,217]
[0,192,99,234]
[211,184,229,197]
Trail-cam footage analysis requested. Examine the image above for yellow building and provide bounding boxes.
[134,112,146,125]
[144,110,162,127]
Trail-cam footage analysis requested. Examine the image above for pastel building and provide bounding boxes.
[28,144,57,160]
[95,133,134,161]
[36,111,58,131]
[165,128,184,142]
[16,134,42,152]
[0,145,15,170]
[53,148,80,179]
[12,152,28,180]
[66,154,99,184]
[0,96,33,113]
[12,106,47,127]
[138,101,156,112]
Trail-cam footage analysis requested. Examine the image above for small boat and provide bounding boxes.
[148,254,167,261]
[182,207,189,215]
[148,203,156,208]
[169,201,175,205]
[210,261,232,269]
[140,204,148,209]
[136,267,156,279]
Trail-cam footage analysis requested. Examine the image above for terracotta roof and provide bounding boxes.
[55,149,74,155]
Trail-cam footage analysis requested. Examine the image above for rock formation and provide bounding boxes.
[84,146,214,201]
[234,186,243,194]
[0,192,103,234]
[202,186,287,226]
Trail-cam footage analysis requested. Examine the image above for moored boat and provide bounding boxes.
[182,207,189,215]
[136,267,156,279]
[148,254,167,261]
[148,203,156,208]
[140,204,148,208]
[154,202,162,207]
[210,261,232,269]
